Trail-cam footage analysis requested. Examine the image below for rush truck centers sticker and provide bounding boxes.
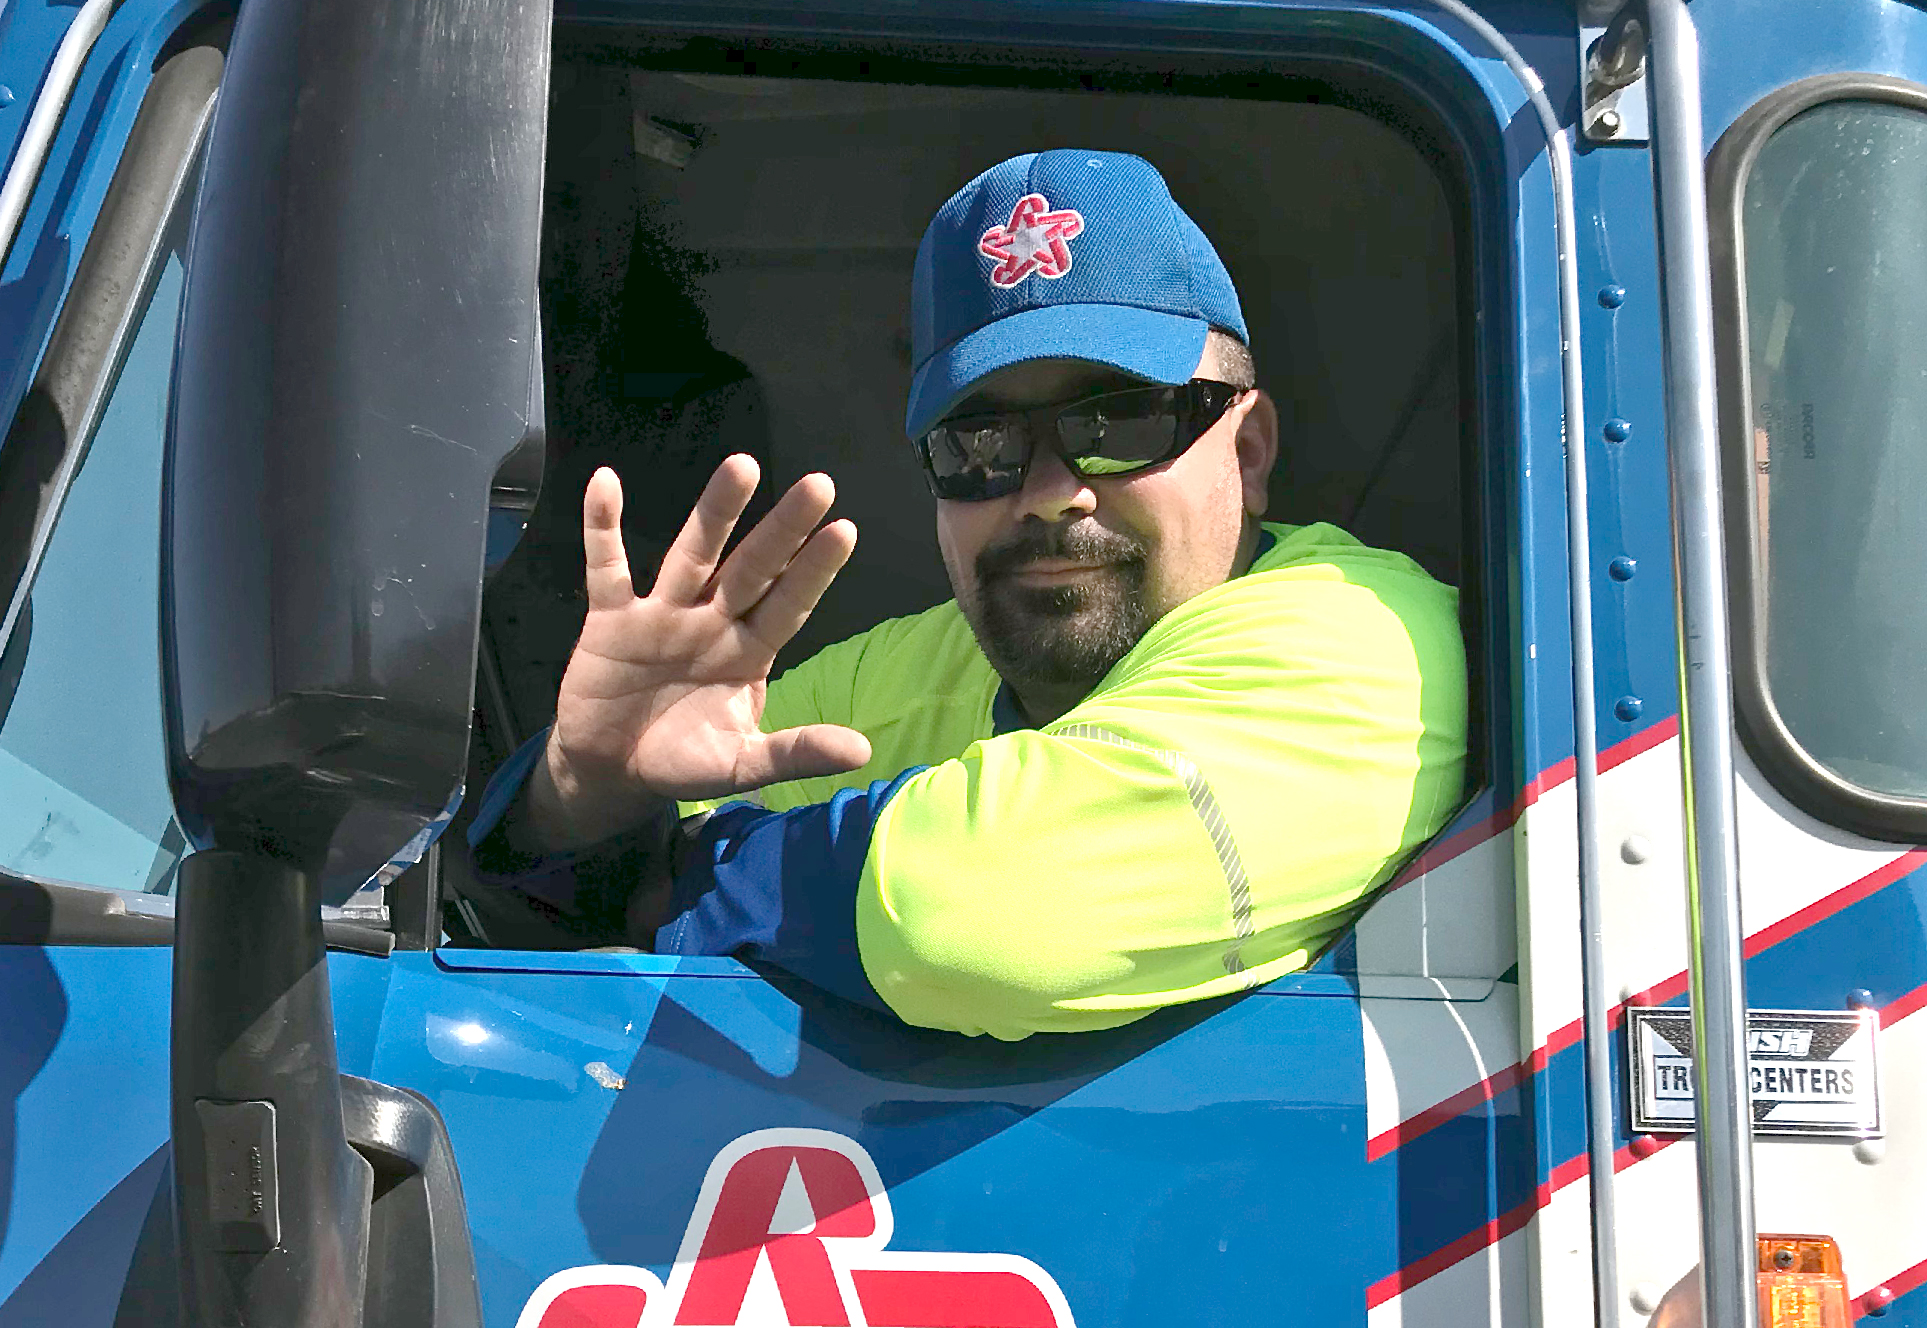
[516,1129,1078,1328]
[979,194,1085,287]
[1625,1007,1881,1138]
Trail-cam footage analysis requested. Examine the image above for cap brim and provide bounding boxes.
[904,302,1210,438]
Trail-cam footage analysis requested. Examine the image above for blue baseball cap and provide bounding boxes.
[905,149,1247,439]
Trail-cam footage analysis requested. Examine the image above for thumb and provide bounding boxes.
[737,724,873,789]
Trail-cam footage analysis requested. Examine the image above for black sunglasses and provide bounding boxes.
[914,379,1247,502]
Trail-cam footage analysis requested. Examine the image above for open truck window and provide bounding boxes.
[446,34,1483,951]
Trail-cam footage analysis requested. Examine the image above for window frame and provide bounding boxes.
[1709,70,1927,841]
[438,16,1507,956]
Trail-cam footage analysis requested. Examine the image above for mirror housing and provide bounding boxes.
[159,0,548,1322]
[162,0,550,903]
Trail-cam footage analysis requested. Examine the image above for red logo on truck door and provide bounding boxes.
[516,1129,1076,1328]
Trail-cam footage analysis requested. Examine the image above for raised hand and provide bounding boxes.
[525,456,872,851]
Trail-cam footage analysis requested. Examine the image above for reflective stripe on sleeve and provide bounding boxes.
[1053,722,1258,983]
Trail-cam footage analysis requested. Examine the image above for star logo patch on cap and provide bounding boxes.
[978,194,1085,287]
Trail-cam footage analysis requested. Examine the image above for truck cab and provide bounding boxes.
[1,0,1924,1324]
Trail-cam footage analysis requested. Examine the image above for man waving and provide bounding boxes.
[471,149,1467,1040]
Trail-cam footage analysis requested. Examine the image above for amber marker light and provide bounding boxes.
[1757,1234,1851,1327]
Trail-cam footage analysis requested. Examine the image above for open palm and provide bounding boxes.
[541,456,871,844]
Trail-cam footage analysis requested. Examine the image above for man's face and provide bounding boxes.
[934,343,1277,713]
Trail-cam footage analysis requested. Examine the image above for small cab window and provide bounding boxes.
[0,38,222,896]
[1712,75,1927,838]
[0,225,189,893]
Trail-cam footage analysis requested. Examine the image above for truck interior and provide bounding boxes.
[447,30,1487,949]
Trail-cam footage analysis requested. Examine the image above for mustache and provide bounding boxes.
[975,521,1148,581]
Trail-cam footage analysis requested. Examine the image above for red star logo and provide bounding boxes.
[979,193,1086,287]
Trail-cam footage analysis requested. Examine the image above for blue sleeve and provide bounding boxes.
[468,726,550,848]
[467,725,921,1010]
[465,725,594,910]
[654,768,926,1013]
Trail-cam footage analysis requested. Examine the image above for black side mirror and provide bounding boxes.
[159,0,550,1323]
[164,0,550,902]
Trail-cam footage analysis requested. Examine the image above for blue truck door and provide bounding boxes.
[383,953,1386,1327]
[394,5,1565,1326]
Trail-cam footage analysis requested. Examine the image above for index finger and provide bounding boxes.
[582,467,634,611]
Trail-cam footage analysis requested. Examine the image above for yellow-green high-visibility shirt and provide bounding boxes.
[649,520,1466,1040]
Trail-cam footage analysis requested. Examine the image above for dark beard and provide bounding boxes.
[967,521,1153,696]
